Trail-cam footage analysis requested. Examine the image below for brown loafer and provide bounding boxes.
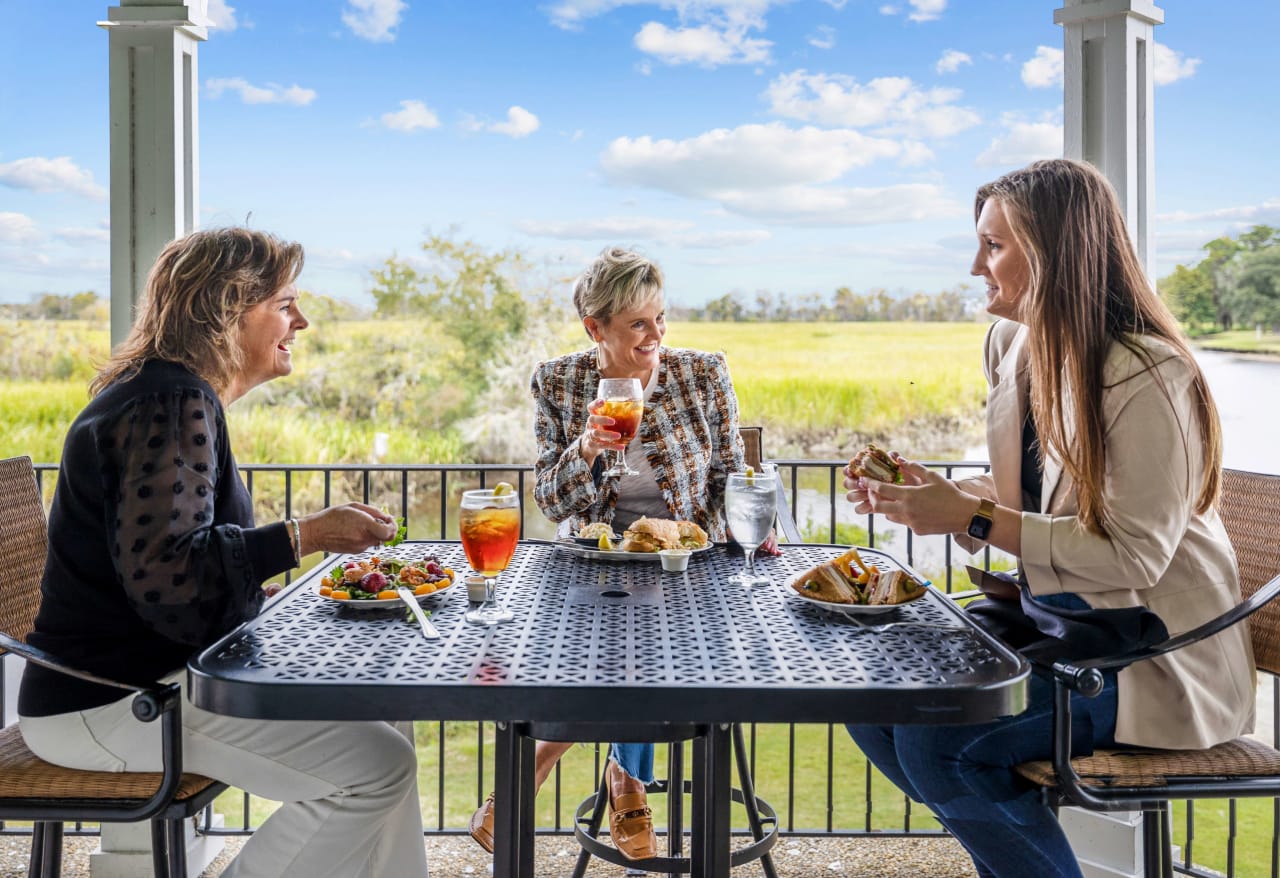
[609,789,657,861]
[469,792,495,854]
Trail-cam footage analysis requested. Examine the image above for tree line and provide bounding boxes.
[1160,225,1280,334]
[672,285,981,322]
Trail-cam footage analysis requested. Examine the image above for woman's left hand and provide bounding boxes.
[758,529,782,556]
[846,457,976,536]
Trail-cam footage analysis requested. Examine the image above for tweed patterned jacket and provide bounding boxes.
[530,346,746,540]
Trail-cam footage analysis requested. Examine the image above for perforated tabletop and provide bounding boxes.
[188,541,1029,725]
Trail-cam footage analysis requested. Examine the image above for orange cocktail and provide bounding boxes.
[460,505,519,576]
[460,487,520,625]
[598,398,643,448]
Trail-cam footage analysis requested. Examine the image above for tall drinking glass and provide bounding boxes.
[724,470,778,587]
[594,377,644,478]
[460,488,520,625]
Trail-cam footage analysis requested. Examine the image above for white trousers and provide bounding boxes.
[19,672,428,878]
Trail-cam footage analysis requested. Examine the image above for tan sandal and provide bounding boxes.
[469,792,495,854]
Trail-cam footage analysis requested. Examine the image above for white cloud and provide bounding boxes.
[808,25,836,50]
[54,226,110,245]
[976,116,1062,167]
[546,1,784,31]
[602,123,911,195]
[819,0,848,8]
[462,107,542,138]
[0,156,106,200]
[206,78,316,106]
[379,99,440,132]
[490,106,541,138]
[516,216,770,249]
[0,212,40,243]
[1021,46,1063,89]
[518,217,686,240]
[206,0,239,33]
[879,0,946,21]
[341,0,407,43]
[634,21,771,66]
[1154,43,1200,85]
[1157,198,1280,224]
[764,70,980,139]
[717,182,964,226]
[935,49,971,74]
[906,0,946,22]
[599,123,964,226]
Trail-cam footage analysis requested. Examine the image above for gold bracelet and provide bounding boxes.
[287,517,301,566]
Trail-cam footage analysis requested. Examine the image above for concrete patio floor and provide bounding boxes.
[0,832,980,877]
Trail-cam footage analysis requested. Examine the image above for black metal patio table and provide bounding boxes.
[188,540,1030,878]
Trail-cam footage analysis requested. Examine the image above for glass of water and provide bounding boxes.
[724,469,778,587]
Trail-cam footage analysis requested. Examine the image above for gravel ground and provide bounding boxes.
[0,832,979,877]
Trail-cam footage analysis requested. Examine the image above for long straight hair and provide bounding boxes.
[92,228,303,397]
[976,159,1222,534]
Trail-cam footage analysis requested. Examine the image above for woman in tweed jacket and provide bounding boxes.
[469,247,751,863]
[530,343,744,539]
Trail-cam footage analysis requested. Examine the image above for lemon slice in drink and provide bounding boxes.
[744,466,756,487]
[492,482,514,497]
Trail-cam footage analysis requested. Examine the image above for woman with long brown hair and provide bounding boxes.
[842,159,1254,878]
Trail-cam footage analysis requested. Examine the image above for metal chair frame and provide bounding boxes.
[1022,468,1280,878]
[0,456,226,878]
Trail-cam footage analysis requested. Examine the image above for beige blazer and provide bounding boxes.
[958,319,1255,749]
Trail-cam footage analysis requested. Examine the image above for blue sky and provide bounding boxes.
[2,0,1278,310]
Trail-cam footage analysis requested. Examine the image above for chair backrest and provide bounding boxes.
[0,456,47,649]
[738,426,763,472]
[1219,468,1280,675]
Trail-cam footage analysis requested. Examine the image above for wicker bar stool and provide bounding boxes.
[1014,468,1280,878]
[0,456,226,878]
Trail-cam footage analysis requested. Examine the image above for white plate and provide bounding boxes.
[785,571,918,614]
[554,540,712,563]
[315,576,457,610]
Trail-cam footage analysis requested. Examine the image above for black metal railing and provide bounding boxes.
[5,460,1277,878]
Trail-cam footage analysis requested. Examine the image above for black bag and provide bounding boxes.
[964,567,1168,667]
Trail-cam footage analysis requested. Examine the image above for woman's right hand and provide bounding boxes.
[297,503,397,556]
[580,400,621,464]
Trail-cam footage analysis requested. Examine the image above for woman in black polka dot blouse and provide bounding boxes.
[16,228,430,878]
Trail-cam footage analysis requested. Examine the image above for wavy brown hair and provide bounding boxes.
[92,228,304,397]
[976,159,1221,535]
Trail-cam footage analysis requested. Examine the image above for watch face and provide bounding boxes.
[967,516,993,540]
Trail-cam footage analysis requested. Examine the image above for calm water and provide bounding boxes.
[963,348,1279,474]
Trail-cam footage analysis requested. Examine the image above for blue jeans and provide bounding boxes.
[609,742,655,784]
[847,669,1119,878]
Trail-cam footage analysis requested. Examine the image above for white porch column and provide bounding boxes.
[99,0,209,347]
[1053,8,1163,874]
[1056,0,1163,278]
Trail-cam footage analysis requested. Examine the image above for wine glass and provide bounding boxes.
[724,469,778,587]
[460,488,520,625]
[594,378,644,478]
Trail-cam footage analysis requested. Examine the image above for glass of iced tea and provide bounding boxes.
[595,377,644,478]
[460,487,520,625]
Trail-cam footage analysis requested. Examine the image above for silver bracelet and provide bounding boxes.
[287,517,302,566]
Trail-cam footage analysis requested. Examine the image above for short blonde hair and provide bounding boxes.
[92,227,304,396]
[572,248,664,331]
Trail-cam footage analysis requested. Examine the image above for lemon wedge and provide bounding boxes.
[744,465,756,487]
[597,532,614,551]
[492,481,514,497]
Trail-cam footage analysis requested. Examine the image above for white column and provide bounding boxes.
[1054,6,1163,871]
[1056,0,1163,278]
[99,1,209,347]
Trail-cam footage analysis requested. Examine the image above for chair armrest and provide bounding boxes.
[1050,571,1280,693]
[765,463,804,544]
[0,630,180,722]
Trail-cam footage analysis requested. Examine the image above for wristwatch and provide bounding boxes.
[966,498,996,540]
